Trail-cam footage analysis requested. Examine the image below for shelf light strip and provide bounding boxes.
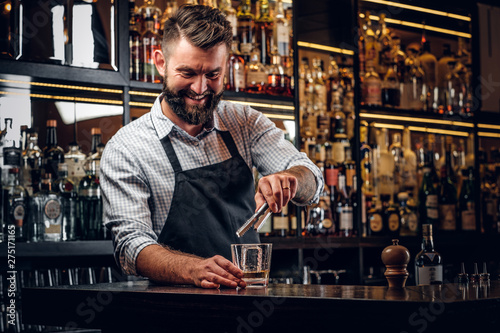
[0,90,123,105]
[372,123,405,130]
[297,42,355,55]
[407,126,469,137]
[478,132,500,138]
[263,113,295,120]
[0,78,123,94]
[365,15,471,39]
[477,123,500,131]
[359,112,474,128]
[223,99,295,111]
[129,101,154,108]
[361,0,471,22]
[129,91,160,97]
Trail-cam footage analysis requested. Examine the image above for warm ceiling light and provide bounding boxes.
[477,123,500,131]
[407,126,469,137]
[372,123,405,130]
[361,0,471,22]
[0,90,122,105]
[478,131,500,138]
[297,42,355,55]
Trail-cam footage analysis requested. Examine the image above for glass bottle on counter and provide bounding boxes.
[53,164,78,241]
[30,174,62,242]
[42,120,65,180]
[3,168,28,241]
[415,224,443,285]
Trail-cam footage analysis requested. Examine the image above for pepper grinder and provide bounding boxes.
[381,239,410,288]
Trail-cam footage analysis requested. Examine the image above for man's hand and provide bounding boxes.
[190,255,247,289]
[255,166,317,213]
[256,172,297,213]
[136,244,246,289]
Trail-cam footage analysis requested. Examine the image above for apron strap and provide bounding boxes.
[218,130,240,158]
[160,135,182,173]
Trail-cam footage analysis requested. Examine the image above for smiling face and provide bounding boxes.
[160,37,228,127]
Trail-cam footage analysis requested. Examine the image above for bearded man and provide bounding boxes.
[100,4,323,289]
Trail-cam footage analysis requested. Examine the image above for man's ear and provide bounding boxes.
[153,49,166,76]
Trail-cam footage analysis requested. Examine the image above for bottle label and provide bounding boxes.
[416,264,443,285]
[273,216,289,230]
[45,199,61,220]
[322,218,333,229]
[340,206,353,230]
[425,195,438,219]
[363,79,382,105]
[234,65,246,89]
[369,213,383,232]
[346,169,355,187]
[247,70,267,87]
[276,24,290,56]
[332,142,345,164]
[228,15,238,38]
[408,213,418,232]
[10,201,26,227]
[439,204,456,230]
[388,213,399,231]
[66,158,87,182]
[325,168,339,187]
[461,207,476,230]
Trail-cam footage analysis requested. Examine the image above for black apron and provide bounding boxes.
[157,129,260,260]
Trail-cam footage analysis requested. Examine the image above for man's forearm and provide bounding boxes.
[279,166,318,204]
[136,244,201,284]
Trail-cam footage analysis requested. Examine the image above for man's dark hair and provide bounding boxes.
[162,5,233,62]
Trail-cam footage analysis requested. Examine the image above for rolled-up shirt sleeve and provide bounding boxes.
[241,106,323,206]
[100,141,158,276]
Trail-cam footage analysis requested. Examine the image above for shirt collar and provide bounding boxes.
[151,95,228,140]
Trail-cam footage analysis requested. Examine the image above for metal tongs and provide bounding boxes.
[236,203,272,237]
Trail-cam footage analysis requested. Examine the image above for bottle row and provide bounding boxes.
[359,12,472,115]
[1,120,107,242]
[129,0,295,97]
[299,122,500,238]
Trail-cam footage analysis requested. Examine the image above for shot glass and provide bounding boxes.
[231,243,272,287]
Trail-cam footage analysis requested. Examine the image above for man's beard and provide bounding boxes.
[162,78,223,126]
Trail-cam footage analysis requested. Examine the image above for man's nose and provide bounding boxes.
[190,75,208,95]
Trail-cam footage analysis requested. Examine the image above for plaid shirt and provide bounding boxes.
[100,97,323,275]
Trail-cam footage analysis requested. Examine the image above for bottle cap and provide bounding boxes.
[91,128,101,135]
[46,119,57,127]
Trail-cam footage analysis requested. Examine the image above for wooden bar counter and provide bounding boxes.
[22,281,500,332]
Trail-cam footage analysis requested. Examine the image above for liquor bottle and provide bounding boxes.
[338,174,354,237]
[325,143,339,212]
[464,133,475,170]
[418,41,437,100]
[3,168,28,241]
[402,49,426,111]
[255,0,273,66]
[344,146,356,194]
[22,130,42,196]
[2,119,22,182]
[288,202,298,237]
[426,134,440,190]
[377,128,394,201]
[226,40,246,92]
[90,127,102,155]
[42,120,65,180]
[402,127,418,198]
[415,224,443,285]
[418,164,439,227]
[366,197,385,236]
[438,139,458,232]
[381,62,400,108]
[390,34,406,83]
[53,164,78,241]
[64,142,87,188]
[237,0,254,57]
[384,198,400,238]
[245,47,267,93]
[443,61,465,115]
[376,13,392,76]
[389,132,403,202]
[273,0,290,59]
[79,157,103,240]
[363,12,379,70]
[137,0,162,34]
[312,57,327,112]
[267,52,291,96]
[458,167,476,232]
[219,0,238,40]
[141,16,161,84]
[258,213,273,237]
[398,192,418,236]
[30,174,63,242]
[272,203,289,237]
[362,60,382,106]
[129,2,142,81]
[436,44,455,92]
[160,1,179,35]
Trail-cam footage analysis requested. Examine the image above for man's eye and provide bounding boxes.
[180,72,194,78]
[206,72,220,79]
